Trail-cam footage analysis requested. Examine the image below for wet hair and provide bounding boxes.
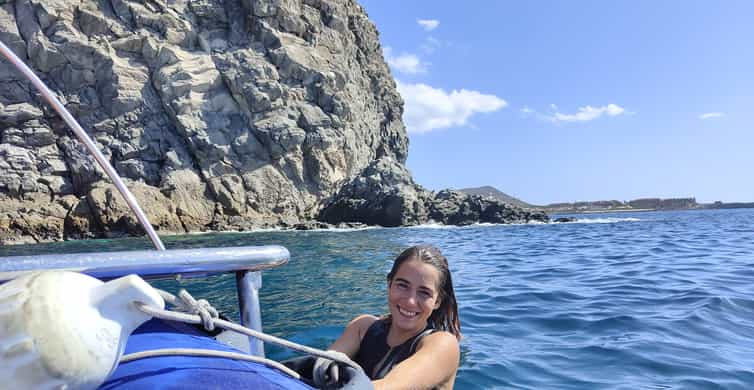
[387,245,461,340]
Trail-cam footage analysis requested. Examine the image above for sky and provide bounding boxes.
[358,0,754,205]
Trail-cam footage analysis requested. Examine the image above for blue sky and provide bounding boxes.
[359,1,754,205]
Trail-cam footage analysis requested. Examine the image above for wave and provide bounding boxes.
[173,218,620,236]
[407,218,640,228]
[405,222,457,229]
[566,217,641,224]
[178,227,286,235]
[407,220,549,229]
[295,226,379,233]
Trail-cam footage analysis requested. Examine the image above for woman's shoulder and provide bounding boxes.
[416,330,460,353]
[349,314,380,327]
[346,314,381,338]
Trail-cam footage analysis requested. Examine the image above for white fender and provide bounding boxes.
[0,271,164,389]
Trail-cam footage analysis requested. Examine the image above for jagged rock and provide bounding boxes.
[85,182,184,237]
[0,103,43,126]
[429,190,548,225]
[0,195,69,244]
[291,220,331,230]
[318,157,430,227]
[160,169,215,232]
[63,195,99,240]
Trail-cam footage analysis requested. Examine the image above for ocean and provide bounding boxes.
[2,208,753,389]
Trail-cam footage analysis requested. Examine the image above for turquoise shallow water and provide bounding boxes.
[2,208,754,389]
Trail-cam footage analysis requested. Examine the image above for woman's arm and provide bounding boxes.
[327,314,379,358]
[372,331,460,390]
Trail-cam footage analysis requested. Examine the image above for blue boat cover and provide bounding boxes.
[100,319,314,389]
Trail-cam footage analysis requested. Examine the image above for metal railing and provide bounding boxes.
[0,245,289,357]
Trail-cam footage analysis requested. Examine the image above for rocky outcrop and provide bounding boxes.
[319,158,548,227]
[0,0,544,244]
[318,158,430,227]
[428,189,548,225]
[0,0,409,243]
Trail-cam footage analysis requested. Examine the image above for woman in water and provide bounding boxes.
[316,245,461,389]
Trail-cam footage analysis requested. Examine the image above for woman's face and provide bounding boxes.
[387,258,442,334]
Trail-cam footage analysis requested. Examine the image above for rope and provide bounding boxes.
[123,288,362,379]
[120,348,300,379]
[155,289,219,331]
[133,302,361,370]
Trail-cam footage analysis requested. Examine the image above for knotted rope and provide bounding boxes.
[156,289,219,331]
[121,288,363,380]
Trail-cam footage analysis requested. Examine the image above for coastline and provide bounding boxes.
[541,208,657,215]
[541,205,754,215]
[4,203,754,246]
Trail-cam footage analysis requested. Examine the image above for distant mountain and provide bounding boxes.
[457,187,754,214]
[457,186,536,209]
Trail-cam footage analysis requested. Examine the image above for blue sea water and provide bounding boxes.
[2,208,754,389]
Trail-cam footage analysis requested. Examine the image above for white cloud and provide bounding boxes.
[549,104,626,123]
[699,112,725,120]
[420,36,443,54]
[397,80,507,133]
[417,19,440,31]
[520,106,534,116]
[383,47,427,74]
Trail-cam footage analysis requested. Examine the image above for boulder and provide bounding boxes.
[318,158,429,227]
[85,182,184,237]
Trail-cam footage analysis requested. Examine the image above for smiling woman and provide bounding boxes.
[318,245,461,390]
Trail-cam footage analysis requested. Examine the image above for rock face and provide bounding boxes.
[0,0,545,244]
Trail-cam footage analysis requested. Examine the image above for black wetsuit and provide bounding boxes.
[354,318,436,380]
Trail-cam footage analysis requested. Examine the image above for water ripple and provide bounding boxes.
[3,209,754,389]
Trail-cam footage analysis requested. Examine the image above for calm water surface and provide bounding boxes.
[3,209,754,389]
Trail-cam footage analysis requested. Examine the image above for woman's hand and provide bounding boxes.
[312,350,374,389]
[312,350,350,386]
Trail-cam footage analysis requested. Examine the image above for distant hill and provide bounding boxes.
[457,186,536,209]
[543,197,700,213]
[457,187,754,214]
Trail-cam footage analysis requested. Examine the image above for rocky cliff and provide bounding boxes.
[0,0,546,244]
